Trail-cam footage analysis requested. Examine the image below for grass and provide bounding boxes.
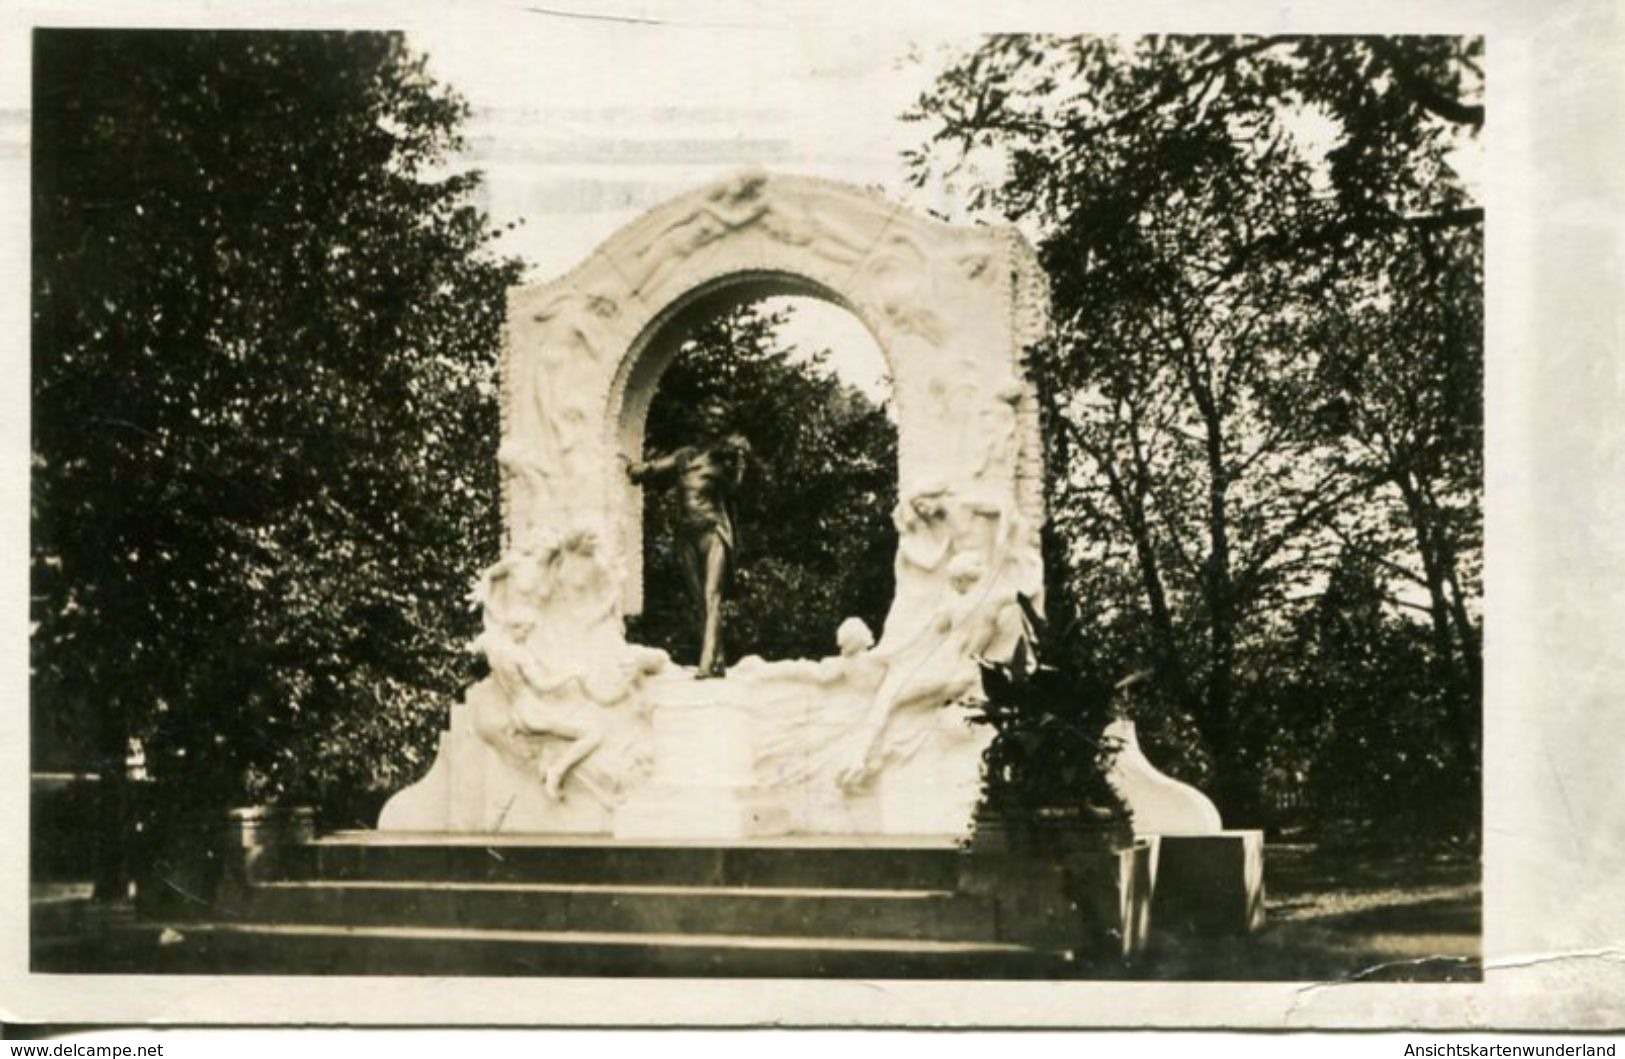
[1135,841,1481,982]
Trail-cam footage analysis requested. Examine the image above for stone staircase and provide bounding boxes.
[57,833,1094,978]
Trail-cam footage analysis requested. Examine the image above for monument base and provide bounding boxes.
[958,819,1150,961]
[613,784,793,840]
[381,664,992,841]
[1142,830,1266,935]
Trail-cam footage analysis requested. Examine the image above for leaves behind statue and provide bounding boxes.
[972,593,1125,826]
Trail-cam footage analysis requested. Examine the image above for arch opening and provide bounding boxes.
[622,285,899,667]
[608,269,902,621]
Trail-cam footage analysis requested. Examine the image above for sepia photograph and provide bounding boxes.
[5,0,1621,1033]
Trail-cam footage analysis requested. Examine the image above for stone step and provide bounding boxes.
[95,920,1073,978]
[218,879,999,942]
[289,832,963,891]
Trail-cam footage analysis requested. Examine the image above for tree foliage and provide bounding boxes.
[630,303,898,664]
[904,35,1482,835]
[31,30,523,824]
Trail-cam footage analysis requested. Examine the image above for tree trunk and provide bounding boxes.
[1129,509,1201,713]
[1102,458,1202,719]
[1443,560,1482,707]
[1397,472,1479,762]
[1200,406,1254,824]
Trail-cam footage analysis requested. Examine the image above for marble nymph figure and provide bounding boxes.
[381,171,1052,839]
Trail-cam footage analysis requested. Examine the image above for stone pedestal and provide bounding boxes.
[784,787,881,836]
[218,806,316,893]
[1143,830,1266,935]
[958,812,1147,963]
[613,784,792,840]
[1118,838,1156,959]
[612,691,792,840]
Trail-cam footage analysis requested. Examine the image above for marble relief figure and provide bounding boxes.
[838,550,1026,789]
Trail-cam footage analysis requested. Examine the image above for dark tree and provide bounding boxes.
[31,30,524,855]
[904,35,1481,832]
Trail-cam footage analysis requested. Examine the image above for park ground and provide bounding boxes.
[1139,841,1481,981]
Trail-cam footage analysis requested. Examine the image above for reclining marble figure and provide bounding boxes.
[836,550,1026,789]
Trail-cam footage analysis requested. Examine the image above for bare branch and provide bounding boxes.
[1236,471,1384,596]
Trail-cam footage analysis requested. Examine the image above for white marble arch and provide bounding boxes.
[381,172,1054,836]
[501,170,1050,641]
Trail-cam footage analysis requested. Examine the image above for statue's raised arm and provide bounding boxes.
[624,448,684,487]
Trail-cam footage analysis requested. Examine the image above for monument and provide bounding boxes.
[380,170,1052,839]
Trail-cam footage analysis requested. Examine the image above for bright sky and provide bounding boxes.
[409,9,975,275]
[406,10,981,399]
[405,14,1481,403]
